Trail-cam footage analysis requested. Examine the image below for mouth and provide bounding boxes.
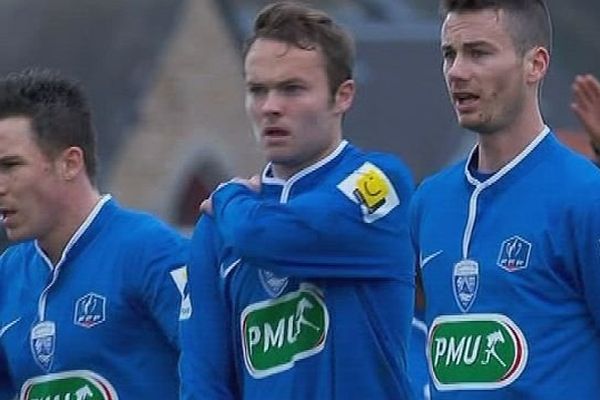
[0,208,15,223]
[263,127,290,138]
[452,91,480,112]
[261,127,291,146]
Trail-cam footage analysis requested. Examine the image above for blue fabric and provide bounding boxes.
[410,132,600,399]
[181,142,416,399]
[408,313,431,400]
[0,198,188,399]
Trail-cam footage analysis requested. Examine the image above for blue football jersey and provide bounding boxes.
[0,196,189,399]
[410,128,600,399]
[181,141,416,399]
[409,313,431,400]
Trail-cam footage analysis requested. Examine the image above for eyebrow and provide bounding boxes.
[442,40,493,50]
[246,78,306,87]
[0,155,24,164]
[463,41,493,48]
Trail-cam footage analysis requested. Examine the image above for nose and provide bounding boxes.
[260,90,283,117]
[0,177,7,196]
[445,54,471,84]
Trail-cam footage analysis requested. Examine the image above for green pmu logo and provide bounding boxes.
[428,314,528,391]
[241,284,329,378]
[20,370,118,400]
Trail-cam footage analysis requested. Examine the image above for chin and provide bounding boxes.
[458,118,488,134]
[264,150,293,164]
[3,225,32,243]
[4,229,21,242]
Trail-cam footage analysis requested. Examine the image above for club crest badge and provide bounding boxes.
[30,321,56,372]
[453,259,479,312]
[497,236,531,272]
[74,293,106,328]
[259,269,289,298]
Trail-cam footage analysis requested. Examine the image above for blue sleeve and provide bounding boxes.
[180,216,238,400]
[0,255,16,400]
[574,190,600,332]
[212,157,415,280]
[407,317,431,400]
[0,349,15,400]
[408,185,423,266]
[137,226,189,350]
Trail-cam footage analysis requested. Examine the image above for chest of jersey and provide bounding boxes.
[0,246,153,394]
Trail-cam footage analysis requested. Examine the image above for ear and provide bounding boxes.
[525,46,550,85]
[56,146,86,181]
[333,79,355,114]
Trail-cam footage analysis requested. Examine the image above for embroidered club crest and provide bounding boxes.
[259,269,289,298]
[30,321,56,372]
[497,236,531,272]
[74,293,106,328]
[453,259,479,312]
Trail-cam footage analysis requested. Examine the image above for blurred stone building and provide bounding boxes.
[0,0,598,236]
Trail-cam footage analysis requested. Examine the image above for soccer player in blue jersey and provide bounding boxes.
[180,2,416,399]
[410,0,600,398]
[0,69,188,399]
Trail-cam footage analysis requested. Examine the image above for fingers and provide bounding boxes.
[572,74,600,110]
[232,175,261,192]
[572,76,589,112]
[572,74,600,145]
[247,175,261,190]
[199,197,214,215]
[200,175,261,216]
[583,74,600,99]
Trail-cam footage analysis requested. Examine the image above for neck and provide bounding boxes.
[39,183,101,265]
[272,137,343,180]
[476,107,544,173]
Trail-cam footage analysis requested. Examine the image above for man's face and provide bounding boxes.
[0,117,63,243]
[244,38,353,178]
[441,9,528,134]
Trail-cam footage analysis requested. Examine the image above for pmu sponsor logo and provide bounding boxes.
[241,283,329,378]
[20,370,118,400]
[427,314,528,391]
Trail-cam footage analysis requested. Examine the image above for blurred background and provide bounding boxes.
[0,0,598,247]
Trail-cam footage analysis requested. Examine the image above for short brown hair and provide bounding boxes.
[0,68,98,182]
[440,0,552,56]
[243,1,355,99]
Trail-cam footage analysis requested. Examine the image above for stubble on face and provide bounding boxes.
[441,9,527,136]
